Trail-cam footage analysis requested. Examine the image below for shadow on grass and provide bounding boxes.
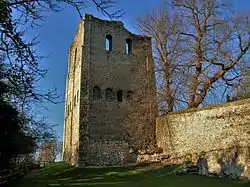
[14,162,250,187]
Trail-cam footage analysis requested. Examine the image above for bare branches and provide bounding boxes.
[142,0,250,109]
[5,0,124,22]
[91,0,124,19]
[170,0,250,108]
[180,32,197,39]
[61,0,124,19]
[138,2,189,112]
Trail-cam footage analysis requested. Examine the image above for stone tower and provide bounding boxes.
[62,14,156,166]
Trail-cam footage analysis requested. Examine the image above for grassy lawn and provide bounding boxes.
[13,162,249,187]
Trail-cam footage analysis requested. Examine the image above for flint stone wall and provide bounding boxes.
[156,99,250,179]
[84,140,138,166]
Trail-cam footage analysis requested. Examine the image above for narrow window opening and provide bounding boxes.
[117,90,123,102]
[74,48,77,63]
[105,34,112,51]
[106,88,113,101]
[74,95,76,106]
[125,38,132,54]
[127,90,133,101]
[93,86,101,100]
[77,90,79,103]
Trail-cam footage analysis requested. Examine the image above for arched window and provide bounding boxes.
[105,88,113,101]
[125,38,132,54]
[117,90,123,102]
[105,34,112,51]
[93,86,101,100]
[127,90,133,101]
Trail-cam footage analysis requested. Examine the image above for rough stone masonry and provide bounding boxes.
[62,14,156,166]
[156,99,250,179]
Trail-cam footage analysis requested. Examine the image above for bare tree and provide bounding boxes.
[139,0,250,110]
[39,138,62,163]
[170,0,250,108]
[50,139,63,162]
[138,2,189,112]
[39,144,53,163]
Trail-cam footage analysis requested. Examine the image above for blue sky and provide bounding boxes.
[25,0,250,139]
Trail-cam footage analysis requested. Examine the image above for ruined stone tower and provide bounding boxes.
[62,14,156,166]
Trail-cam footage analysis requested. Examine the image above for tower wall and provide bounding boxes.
[63,21,84,165]
[63,14,156,166]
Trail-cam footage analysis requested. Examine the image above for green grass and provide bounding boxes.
[13,162,249,187]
